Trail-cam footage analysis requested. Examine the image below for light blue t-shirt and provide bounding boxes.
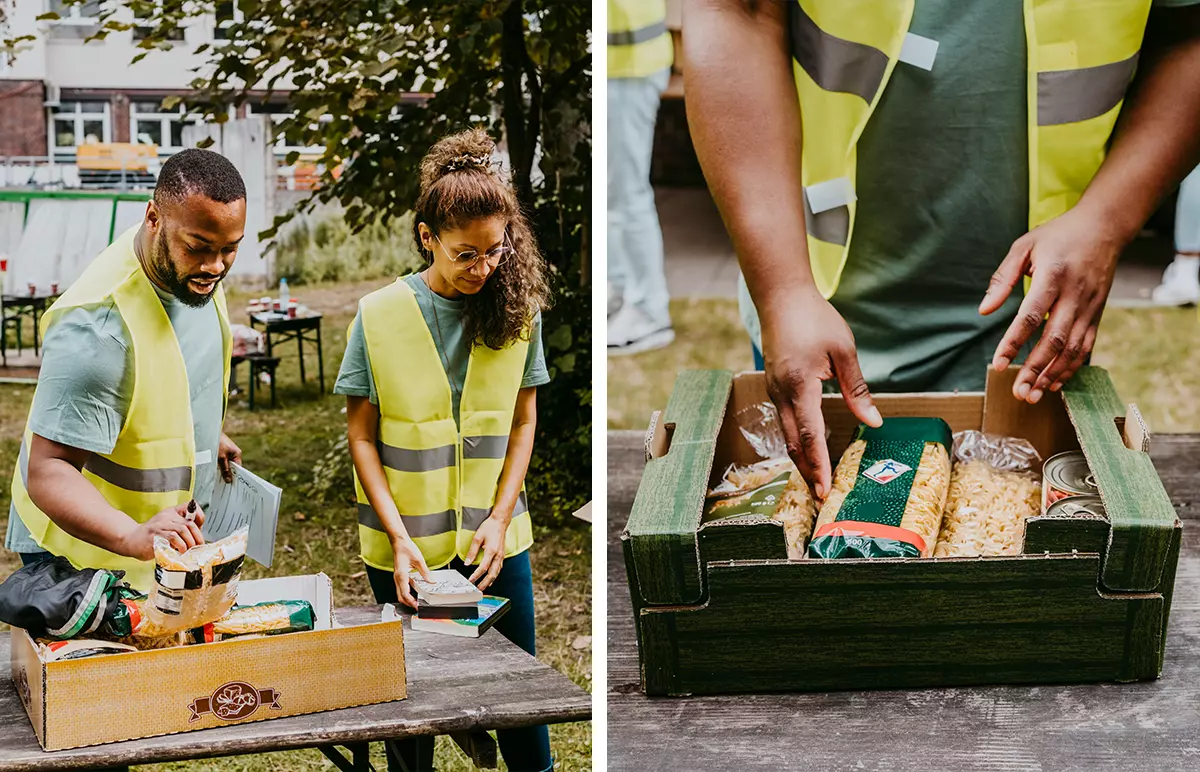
[6,285,226,554]
[334,275,550,424]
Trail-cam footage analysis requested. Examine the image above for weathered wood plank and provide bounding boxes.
[609,430,1200,772]
[0,606,590,770]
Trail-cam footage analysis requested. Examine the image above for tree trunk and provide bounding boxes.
[499,0,536,210]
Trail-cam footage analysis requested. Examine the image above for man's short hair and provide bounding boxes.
[154,148,247,206]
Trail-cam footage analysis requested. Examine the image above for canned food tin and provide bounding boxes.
[1042,451,1098,513]
[1045,494,1107,520]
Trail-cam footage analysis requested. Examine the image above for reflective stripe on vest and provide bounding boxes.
[10,225,231,591]
[608,0,673,79]
[354,278,532,572]
[787,0,1151,299]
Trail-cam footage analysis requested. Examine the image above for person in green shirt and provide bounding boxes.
[685,1,1200,498]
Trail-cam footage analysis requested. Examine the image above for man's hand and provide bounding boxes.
[217,433,242,483]
[391,534,431,609]
[467,508,511,591]
[761,286,882,499]
[981,207,1122,402]
[117,502,206,560]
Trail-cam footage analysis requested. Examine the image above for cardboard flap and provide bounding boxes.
[1061,368,1178,592]
[624,370,733,606]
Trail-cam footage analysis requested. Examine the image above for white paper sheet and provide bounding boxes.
[204,463,282,567]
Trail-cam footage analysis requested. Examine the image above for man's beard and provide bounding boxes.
[153,228,225,308]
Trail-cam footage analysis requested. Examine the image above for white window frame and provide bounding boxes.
[213,0,244,42]
[49,0,103,25]
[49,101,112,156]
[132,0,185,41]
[129,102,199,154]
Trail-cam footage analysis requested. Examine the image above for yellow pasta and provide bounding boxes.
[934,460,1041,557]
[773,470,817,559]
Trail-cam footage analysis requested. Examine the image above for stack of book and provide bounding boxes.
[410,570,510,638]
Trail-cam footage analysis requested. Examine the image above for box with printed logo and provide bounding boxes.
[9,573,406,751]
[622,367,1180,696]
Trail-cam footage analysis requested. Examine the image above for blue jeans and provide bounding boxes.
[366,550,551,772]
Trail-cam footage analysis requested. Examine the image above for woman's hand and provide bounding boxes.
[217,433,242,483]
[391,534,431,609]
[467,510,511,591]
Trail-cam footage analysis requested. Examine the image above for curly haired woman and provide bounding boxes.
[334,128,553,772]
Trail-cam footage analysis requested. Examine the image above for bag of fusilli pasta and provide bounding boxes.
[933,431,1042,558]
[808,418,953,560]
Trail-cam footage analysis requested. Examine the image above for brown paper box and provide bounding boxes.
[10,573,406,751]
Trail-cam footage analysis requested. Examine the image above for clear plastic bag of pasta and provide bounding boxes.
[808,418,953,560]
[934,432,1042,558]
[140,527,249,637]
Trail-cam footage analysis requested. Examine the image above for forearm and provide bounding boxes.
[1074,9,1200,245]
[684,0,813,322]
[491,388,537,521]
[27,457,138,556]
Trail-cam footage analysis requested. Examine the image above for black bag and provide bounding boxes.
[0,557,143,640]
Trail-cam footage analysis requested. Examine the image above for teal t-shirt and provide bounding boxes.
[5,286,226,554]
[334,274,550,424]
[740,0,1196,392]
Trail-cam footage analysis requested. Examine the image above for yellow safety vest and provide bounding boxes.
[608,0,673,79]
[10,226,232,591]
[353,278,534,572]
[792,0,1151,299]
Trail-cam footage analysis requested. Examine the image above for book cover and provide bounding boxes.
[411,569,484,606]
[410,596,509,638]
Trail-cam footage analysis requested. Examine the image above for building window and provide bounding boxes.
[49,0,103,24]
[130,102,197,152]
[247,102,328,156]
[214,0,242,41]
[132,0,185,41]
[51,101,111,155]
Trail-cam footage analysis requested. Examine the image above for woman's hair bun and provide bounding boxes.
[420,128,496,189]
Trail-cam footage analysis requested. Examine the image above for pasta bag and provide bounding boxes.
[808,418,952,560]
[141,527,249,637]
[774,471,818,559]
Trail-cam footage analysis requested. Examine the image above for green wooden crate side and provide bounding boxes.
[1062,367,1178,592]
[639,611,680,696]
[640,556,1165,695]
[625,370,734,606]
[660,369,734,444]
[1153,524,1184,677]
[1023,516,1110,556]
[699,520,789,564]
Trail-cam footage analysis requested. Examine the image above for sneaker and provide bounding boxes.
[1150,255,1200,306]
[608,304,675,356]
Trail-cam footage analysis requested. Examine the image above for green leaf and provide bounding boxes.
[160,95,182,110]
[546,323,572,351]
[285,151,300,165]
[35,12,61,21]
[197,136,215,149]
[553,353,576,374]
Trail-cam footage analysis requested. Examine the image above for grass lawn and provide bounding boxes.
[0,278,591,771]
[607,298,1200,434]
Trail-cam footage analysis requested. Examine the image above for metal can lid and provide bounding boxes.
[1044,451,1097,495]
[1046,494,1107,520]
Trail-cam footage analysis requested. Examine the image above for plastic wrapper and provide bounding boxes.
[809,418,953,559]
[934,432,1042,558]
[37,638,138,662]
[230,324,265,358]
[184,600,315,644]
[734,402,788,461]
[141,527,249,637]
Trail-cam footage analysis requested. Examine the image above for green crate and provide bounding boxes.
[621,367,1181,696]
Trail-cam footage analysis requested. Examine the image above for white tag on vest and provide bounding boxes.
[899,33,938,71]
[805,177,856,215]
[195,449,213,466]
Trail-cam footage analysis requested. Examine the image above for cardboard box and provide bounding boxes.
[622,367,1181,696]
[10,573,406,751]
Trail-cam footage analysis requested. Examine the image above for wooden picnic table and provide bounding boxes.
[608,429,1200,772]
[0,606,590,771]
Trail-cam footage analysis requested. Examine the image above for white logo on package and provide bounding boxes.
[861,459,912,485]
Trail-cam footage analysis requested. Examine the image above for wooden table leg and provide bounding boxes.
[317,321,325,394]
[451,730,498,769]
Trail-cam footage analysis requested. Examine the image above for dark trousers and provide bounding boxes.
[366,550,553,772]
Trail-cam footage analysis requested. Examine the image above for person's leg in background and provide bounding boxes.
[1152,164,1200,305]
[450,551,551,772]
[608,68,675,355]
[365,566,435,772]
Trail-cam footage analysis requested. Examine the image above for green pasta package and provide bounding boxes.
[808,417,953,560]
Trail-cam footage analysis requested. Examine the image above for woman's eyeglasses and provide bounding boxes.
[434,232,515,268]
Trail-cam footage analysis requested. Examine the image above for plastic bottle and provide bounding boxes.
[278,277,290,311]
